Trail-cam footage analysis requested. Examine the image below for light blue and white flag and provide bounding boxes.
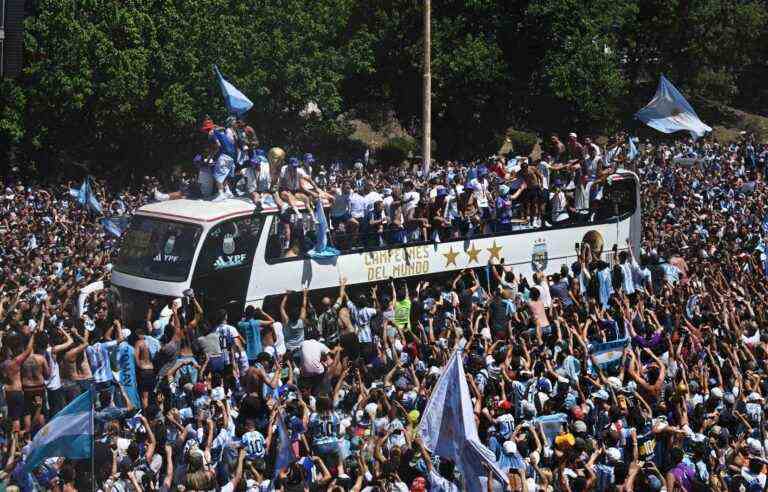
[418,350,508,492]
[307,199,340,259]
[635,75,712,138]
[23,388,94,473]
[627,136,638,161]
[69,177,103,215]
[534,413,568,445]
[214,65,253,116]
[273,411,294,479]
[100,216,130,238]
[589,334,630,371]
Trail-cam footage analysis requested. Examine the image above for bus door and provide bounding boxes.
[191,215,263,321]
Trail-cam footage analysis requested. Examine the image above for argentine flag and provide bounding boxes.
[589,334,630,372]
[214,65,253,116]
[635,75,712,138]
[418,349,508,492]
[23,388,93,473]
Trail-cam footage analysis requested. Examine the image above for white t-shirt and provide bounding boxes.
[271,321,287,356]
[300,339,330,376]
[534,283,552,309]
[279,165,309,191]
[364,191,383,213]
[403,191,420,213]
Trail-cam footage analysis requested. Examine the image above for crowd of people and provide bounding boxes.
[159,119,641,258]
[1,129,768,492]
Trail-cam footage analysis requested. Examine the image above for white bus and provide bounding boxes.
[109,171,641,323]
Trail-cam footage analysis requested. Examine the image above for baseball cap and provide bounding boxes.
[573,420,587,434]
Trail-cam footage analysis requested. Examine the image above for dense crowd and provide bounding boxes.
[1,129,768,492]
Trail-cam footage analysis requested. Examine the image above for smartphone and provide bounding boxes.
[575,242,580,251]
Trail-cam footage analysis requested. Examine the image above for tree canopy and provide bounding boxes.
[1,0,767,177]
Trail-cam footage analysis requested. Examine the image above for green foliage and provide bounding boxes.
[504,129,539,157]
[2,0,768,172]
[377,136,417,165]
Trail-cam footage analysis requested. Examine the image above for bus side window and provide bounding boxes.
[603,178,637,219]
[196,216,261,276]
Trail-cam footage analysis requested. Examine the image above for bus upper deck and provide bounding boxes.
[110,171,641,322]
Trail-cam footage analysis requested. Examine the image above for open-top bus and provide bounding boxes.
[109,171,641,324]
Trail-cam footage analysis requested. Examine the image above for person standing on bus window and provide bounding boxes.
[494,185,514,233]
[402,180,427,242]
[548,135,567,163]
[211,117,238,202]
[549,179,569,224]
[280,289,308,363]
[366,198,389,247]
[238,306,273,366]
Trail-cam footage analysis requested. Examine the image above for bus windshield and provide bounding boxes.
[114,216,203,282]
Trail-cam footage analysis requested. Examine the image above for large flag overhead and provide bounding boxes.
[635,75,712,138]
[69,177,103,215]
[214,65,253,116]
[418,349,508,492]
[23,388,94,473]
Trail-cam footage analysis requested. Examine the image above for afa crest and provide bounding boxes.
[531,238,548,272]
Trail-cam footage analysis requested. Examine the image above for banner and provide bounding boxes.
[116,341,140,408]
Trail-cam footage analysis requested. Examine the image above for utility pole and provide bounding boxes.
[422,0,431,177]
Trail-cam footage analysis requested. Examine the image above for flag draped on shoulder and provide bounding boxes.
[635,75,712,138]
[69,176,102,215]
[307,199,340,259]
[23,387,94,473]
[418,349,508,492]
[214,65,253,116]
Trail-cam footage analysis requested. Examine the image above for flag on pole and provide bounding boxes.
[627,136,638,161]
[23,388,94,473]
[307,198,340,259]
[418,349,508,492]
[214,65,253,116]
[273,411,294,479]
[635,75,712,138]
[69,177,103,215]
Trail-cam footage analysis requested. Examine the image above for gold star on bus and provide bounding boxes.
[443,247,460,267]
[486,240,503,261]
[466,243,481,263]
